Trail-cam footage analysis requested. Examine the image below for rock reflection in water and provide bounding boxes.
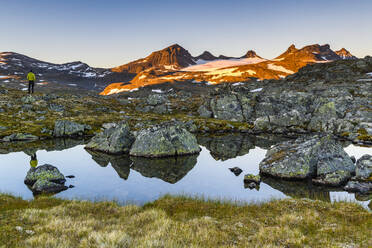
[86,148,197,184]
[0,138,88,155]
[262,176,335,202]
[131,155,197,184]
[86,150,132,180]
[197,133,288,161]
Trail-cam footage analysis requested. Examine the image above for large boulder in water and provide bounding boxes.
[54,120,91,138]
[129,124,200,157]
[85,122,135,154]
[259,135,355,186]
[24,164,67,194]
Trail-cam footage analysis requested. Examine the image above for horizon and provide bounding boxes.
[1,0,371,68]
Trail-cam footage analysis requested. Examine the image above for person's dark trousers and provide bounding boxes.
[28,81,34,94]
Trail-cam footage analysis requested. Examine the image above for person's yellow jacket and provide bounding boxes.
[30,160,38,167]
[27,72,36,81]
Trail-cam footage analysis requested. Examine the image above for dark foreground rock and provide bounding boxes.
[24,164,67,194]
[129,124,200,157]
[85,122,135,154]
[259,135,355,186]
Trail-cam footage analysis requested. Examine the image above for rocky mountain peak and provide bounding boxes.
[287,44,297,52]
[112,44,196,73]
[241,50,261,58]
[335,48,357,60]
[195,51,217,61]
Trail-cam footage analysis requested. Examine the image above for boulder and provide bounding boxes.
[344,181,372,194]
[21,95,37,104]
[355,155,372,180]
[308,102,338,132]
[2,133,38,142]
[24,164,67,194]
[85,122,134,154]
[146,94,167,106]
[259,135,355,185]
[197,105,212,118]
[312,171,352,187]
[54,120,91,137]
[129,124,200,157]
[210,94,244,122]
[31,178,68,194]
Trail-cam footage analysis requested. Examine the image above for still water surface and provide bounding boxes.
[0,135,370,208]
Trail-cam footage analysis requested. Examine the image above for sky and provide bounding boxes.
[0,0,371,68]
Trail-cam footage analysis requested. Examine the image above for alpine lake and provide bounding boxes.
[1,133,371,209]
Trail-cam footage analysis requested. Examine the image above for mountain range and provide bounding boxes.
[0,44,357,95]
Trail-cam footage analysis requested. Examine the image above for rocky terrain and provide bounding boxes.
[0,55,371,196]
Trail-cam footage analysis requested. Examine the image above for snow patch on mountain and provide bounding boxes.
[182,57,266,72]
[267,64,294,74]
[250,88,263,92]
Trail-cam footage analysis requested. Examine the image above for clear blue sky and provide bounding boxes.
[1,0,371,68]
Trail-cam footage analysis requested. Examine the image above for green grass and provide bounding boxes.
[0,193,371,248]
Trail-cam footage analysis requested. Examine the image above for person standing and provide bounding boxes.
[26,70,36,94]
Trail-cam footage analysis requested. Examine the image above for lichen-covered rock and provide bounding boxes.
[312,170,352,186]
[2,133,38,142]
[146,94,167,106]
[54,120,91,137]
[210,94,244,122]
[85,122,134,154]
[198,105,212,118]
[308,102,338,132]
[129,124,200,157]
[24,164,66,185]
[344,181,372,194]
[21,95,37,104]
[31,178,68,194]
[24,164,67,194]
[259,135,355,185]
[355,155,372,180]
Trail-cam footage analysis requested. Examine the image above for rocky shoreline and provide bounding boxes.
[0,57,371,195]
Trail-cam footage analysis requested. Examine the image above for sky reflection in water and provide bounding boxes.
[0,138,370,208]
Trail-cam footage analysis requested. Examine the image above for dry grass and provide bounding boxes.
[0,194,371,248]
